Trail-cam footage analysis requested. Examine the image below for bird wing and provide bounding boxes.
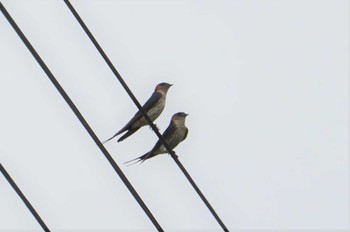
[182,127,189,141]
[151,122,177,152]
[135,92,162,118]
[117,92,162,133]
[103,92,162,144]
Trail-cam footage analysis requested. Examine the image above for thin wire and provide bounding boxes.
[63,1,228,231]
[0,2,163,231]
[0,162,50,231]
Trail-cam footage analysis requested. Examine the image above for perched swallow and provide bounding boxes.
[125,112,189,164]
[103,83,172,143]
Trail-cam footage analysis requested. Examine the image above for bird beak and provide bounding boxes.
[169,84,173,86]
[185,113,189,117]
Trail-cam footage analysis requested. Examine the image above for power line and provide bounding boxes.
[0,2,163,231]
[63,1,228,231]
[0,162,50,231]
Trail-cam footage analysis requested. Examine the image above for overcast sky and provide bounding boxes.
[0,0,349,231]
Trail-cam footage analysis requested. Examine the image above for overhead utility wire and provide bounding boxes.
[0,162,50,231]
[63,1,228,231]
[0,2,163,231]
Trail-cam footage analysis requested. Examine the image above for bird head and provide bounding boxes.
[155,82,173,95]
[171,112,189,125]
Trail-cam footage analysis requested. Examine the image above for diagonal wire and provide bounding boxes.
[0,2,163,231]
[0,162,50,231]
[63,1,228,231]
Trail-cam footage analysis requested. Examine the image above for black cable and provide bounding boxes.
[0,2,163,231]
[63,1,228,231]
[0,162,50,231]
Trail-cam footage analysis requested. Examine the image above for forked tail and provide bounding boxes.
[124,152,154,166]
[102,132,119,144]
[117,128,139,142]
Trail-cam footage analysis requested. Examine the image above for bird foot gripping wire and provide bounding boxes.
[149,124,159,131]
[170,152,178,159]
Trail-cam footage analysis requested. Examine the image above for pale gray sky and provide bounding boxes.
[0,0,349,230]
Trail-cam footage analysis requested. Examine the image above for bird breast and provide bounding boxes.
[157,125,187,154]
[147,96,165,121]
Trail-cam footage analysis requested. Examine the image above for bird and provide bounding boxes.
[103,83,172,143]
[125,112,189,165]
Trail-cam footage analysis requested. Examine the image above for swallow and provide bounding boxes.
[125,112,189,164]
[103,83,172,143]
